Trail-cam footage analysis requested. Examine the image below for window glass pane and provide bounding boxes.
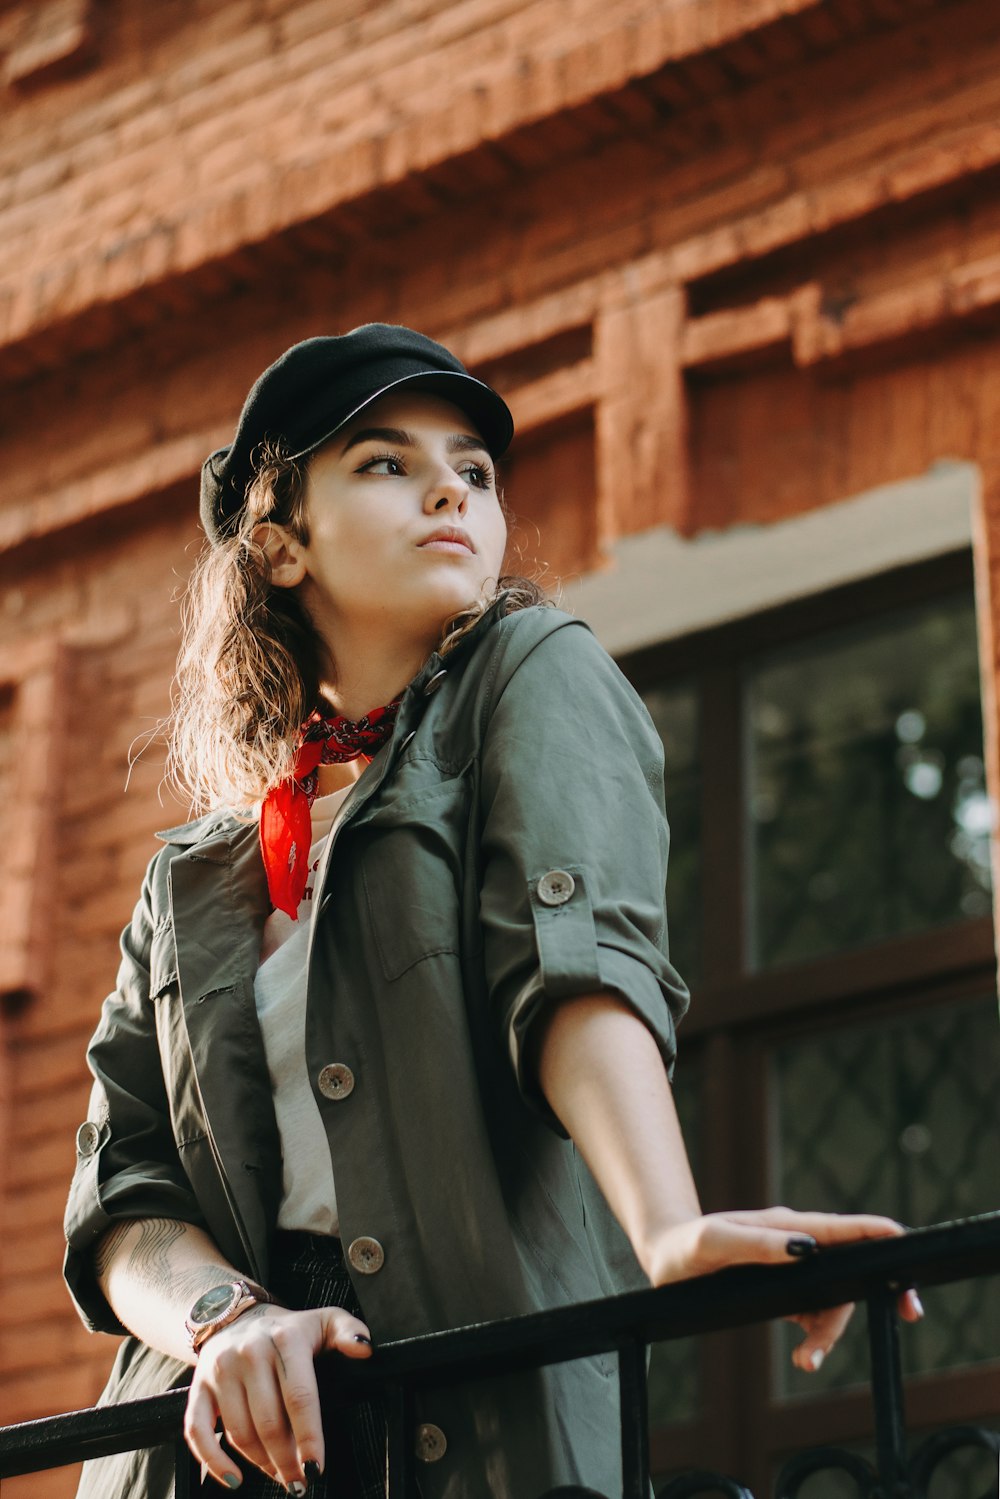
[746,593,991,971]
[643,680,702,985]
[768,996,1000,1398]
[648,1048,703,1428]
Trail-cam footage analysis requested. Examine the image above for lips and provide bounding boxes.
[418,527,476,553]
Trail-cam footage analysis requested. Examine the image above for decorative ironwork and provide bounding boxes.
[658,1472,755,1497]
[775,1445,882,1497]
[770,1422,1000,1497]
[1,1214,998,1498]
[772,996,1000,1396]
[908,1424,1000,1499]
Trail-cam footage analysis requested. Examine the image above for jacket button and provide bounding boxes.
[76,1122,100,1157]
[347,1236,385,1274]
[423,669,447,696]
[415,1423,447,1462]
[318,1063,355,1101]
[398,729,417,752]
[536,869,576,906]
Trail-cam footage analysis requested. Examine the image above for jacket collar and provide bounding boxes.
[154,589,516,849]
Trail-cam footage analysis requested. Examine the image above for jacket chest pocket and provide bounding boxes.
[356,773,471,982]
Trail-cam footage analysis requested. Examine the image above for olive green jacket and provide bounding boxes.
[63,595,690,1499]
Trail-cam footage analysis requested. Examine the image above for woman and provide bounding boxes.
[63,324,921,1499]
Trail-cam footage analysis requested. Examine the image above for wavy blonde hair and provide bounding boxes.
[167,439,553,813]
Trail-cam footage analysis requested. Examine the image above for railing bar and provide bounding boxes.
[0,1387,189,1477]
[174,1435,195,1499]
[866,1288,907,1492]
[618,1335,650,1499]
[386,1381,415,1499]
[2,1215,998,1480]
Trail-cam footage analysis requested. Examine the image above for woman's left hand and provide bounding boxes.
[641,1207,924,1372]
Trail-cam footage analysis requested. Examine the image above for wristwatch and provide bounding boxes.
[185,1278,274,1354]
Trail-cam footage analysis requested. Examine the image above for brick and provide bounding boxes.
[4,1226,66,1280]
[0,1267,77,1325]
[0,0,948,359]
[0,1362,99,1424]
[682,295,793,367]
[4,0,93,89]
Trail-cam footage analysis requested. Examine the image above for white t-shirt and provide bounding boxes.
[253,786,353,1235]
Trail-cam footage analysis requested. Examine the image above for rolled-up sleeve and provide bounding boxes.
[64,849,207,1334]
[478,615,691,1136]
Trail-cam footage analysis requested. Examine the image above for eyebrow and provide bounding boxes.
[339,426,489,457]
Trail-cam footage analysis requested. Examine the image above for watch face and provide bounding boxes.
[190,1283,240,1327]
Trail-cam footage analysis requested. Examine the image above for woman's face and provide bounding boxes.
[287,390,509,657]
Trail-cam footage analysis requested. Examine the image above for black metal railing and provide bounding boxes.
[2,1213,999,1498]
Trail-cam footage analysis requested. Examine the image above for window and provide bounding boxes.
[624,552,1000,1495]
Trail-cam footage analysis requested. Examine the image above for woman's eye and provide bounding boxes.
[462,462,495,490]
[360,454,406,476]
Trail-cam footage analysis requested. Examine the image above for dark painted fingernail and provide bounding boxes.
[353,1334,372,1346]
[223,1479,241,1492]
[303,1461,322,1483]
[786,1236,819,1257]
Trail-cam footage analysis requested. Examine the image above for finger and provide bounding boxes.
[200,1437,249,1492]
[899,1287,925,1322]
[667,1219,823,1279]
[789,1301,855,1371]
[240,1360,304,1492]
[317,1305,375,1359]
[213,1368,281,1483]
[728,1208,906,1243]
[184,1383,243,1491]
[269,1322,326,1479]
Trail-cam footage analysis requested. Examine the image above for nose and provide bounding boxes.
[423,459,470,514]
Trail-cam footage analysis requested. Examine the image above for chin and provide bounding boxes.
[429,575,493,615]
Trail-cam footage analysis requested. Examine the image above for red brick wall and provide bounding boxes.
[1,505,198,1449]
[4,1,1000,1492]
[2,0,889,362]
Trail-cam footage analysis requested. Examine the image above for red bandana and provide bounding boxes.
[260,697,404,919]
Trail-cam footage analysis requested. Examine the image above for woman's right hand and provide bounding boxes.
[641,1207,924,1373]
[184,1302,374,1492]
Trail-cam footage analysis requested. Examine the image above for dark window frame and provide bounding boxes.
[618,549,1000,1490]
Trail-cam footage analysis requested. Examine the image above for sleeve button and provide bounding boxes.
[415,1423,447,1462]
[76,1122,100,1157]
[536,870,575,906]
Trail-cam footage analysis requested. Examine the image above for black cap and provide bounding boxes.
[200,323,515,545]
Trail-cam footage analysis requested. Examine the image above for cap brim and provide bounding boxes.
[285,370,514,463]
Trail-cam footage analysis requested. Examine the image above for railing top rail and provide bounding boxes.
[2,1211,999,1479]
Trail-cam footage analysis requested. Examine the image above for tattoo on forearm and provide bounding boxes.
[93,1221,134,1282]
[95,1218,234,1308]
[122,1219,187,1292]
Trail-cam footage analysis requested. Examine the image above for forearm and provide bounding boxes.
[533,991,701,1279]
[94,1218,246,1365]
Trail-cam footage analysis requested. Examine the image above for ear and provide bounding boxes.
[252,521,308,589]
